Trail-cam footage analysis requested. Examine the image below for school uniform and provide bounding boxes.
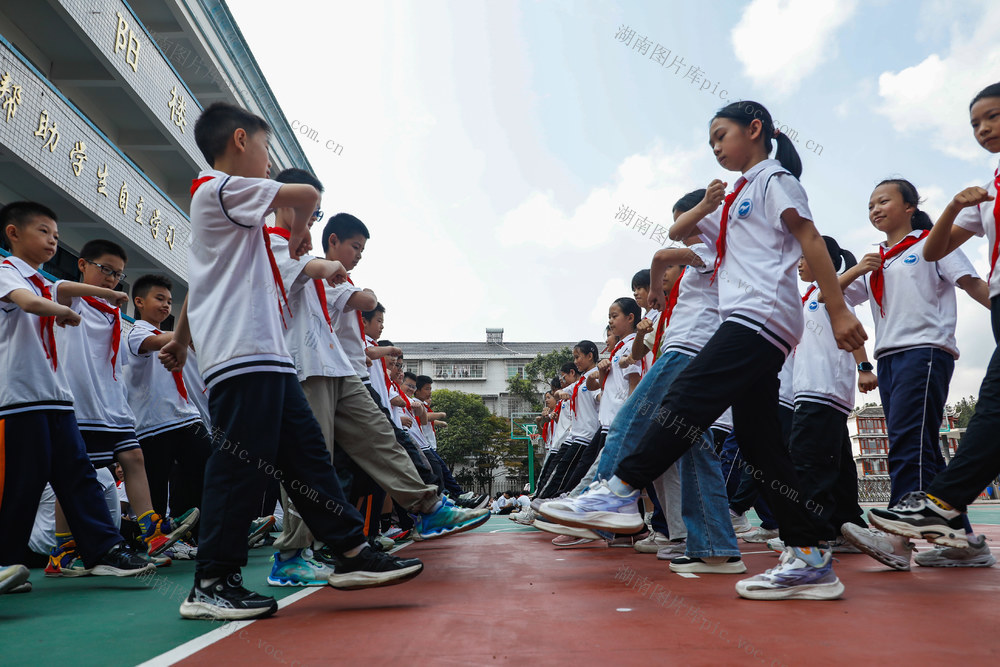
[125,319,211,519]
[928,164,1000,509]
[616,159,828,547]
[0,256,122,567]
[187,169,368,578]
[843,231,976,506]
[535,400,570,493]
[787,284,865,538]
[413,397,462,497]
[543,371,600,497]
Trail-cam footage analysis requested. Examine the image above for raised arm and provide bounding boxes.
[303,258,349,286]
[924,186,992,262]
[55,281,128,309]
[957,275,992,310]
[346,288,378,312]
[272,184,320,260]
[158,295,189,371]
[5,288,80,327]
[669,179,725,241]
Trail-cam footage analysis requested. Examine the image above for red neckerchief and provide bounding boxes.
[345,276,368,347]
[190,175,215,195]
[801,284,817,305]
[374,345,393,390]
[870,230,930,317]
[711,178,748,284]
[652,268,685,362]
[82,297,121,379]
[602,339,628,389]
[4,260,57,370]
[152,326,189,402]
[988,168,1000,283]
[397,383,421,426]
[265,226,332,331]
[569,377,585,413]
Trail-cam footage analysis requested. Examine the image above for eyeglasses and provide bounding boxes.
[312,210,324,222]
[85,260,126,281]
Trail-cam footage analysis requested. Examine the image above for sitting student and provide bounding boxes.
[0,201,153,588]
[160,102,424,619]
[125,274,211,541]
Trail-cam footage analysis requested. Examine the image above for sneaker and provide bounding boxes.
[145,510,200,557]
[384,526,406,540]
[736,547,844,600]
[670,556,747,574]
[165,540,198,560]
[608,533,647,547]
[0,565,30,595]
[634,531,673,554]
[914,535,996,568]
[868,491,968,548]
[92,542,157,577]
[828,535,862,554]
[139,551,172,568]
[326,546,423,590]
[412,503,489,541]
[740,527,780,543]
[311,545,341,569]
[730,510,752,534]
[655,540,689,561]
[248,516,276,548]
[538,481,643,533]
[551,534,599,547]
[10,581,32,593]
[472,495,491,510]
[766,537,785,554]
[268,549,335,586]
[180,572,278,620]
[514,508,538,526]
[840,523,913,571]
[532,518,601,540]
[45,541,93,578]
[376,534,395,551]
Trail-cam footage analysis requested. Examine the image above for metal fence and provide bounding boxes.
[857,476,892,503]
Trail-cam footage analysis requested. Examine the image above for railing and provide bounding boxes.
[857,476,892,503]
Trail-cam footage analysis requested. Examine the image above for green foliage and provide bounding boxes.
[952,396,977,429]
[505,347,574,412]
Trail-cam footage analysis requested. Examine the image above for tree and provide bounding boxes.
[952,396,977,428]
[431,389,516,495]
[506,346,574,411]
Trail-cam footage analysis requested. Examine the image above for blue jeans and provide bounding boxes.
[596,351,739,557]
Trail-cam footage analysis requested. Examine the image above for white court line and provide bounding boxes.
[142,541,416,666]
[673,572,700,578]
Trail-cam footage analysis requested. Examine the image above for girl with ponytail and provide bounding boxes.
[836,178,990,570]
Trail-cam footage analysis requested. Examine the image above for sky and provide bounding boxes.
[227,0,1000,406]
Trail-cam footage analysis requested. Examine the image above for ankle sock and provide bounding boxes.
[792,546,825,566]
[926,494,958,514]
[137,510,157,535]
[343,543,367,558]
[607,476,635,497]
[55,532,73,551]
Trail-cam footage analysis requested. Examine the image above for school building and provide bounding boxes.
[396,328,574,418]
[0,0,309,316]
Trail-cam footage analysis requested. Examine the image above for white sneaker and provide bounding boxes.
[766,537,785,554]
[633,531,672,554]
[165,540,198,560]
[740,527,780,543]
[736,547,844,600]
[655,540,688,561]
[538,481,643,533]
[532,519,601,540]
[670,556,747,574]
[914,535,996,568]
[730,509,752,534]
[515,508,538,526]
[840,523,913,571]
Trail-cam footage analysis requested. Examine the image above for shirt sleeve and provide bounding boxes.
[216,175,283,229]
[937,246,978,286]
[690,243,715,275]
[0,264,27,301]
[695,208,722,246]
[127,323,152,357]
[267,234,312,292]
[765,172,813,230]
[842,276,869,307]
[953,202,987,237]
[327,283,362,314]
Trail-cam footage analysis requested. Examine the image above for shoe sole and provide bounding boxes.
[247,517,277,548]
[741,533,780,544]
[0,565,30,595]
[92,563,157,577]
[415,512,490,542]
[551,537,600,547]
[180,599,278,620]
[669,561,747,574]
[531,520,601,540]
[840,526,911,571]
[736,579,845,600]
[150,509,201,557]
[868,513,969,549]
[915,555,996,568]
[267,577,329,587]
[537,507,644,534]
[326,562,423,591]
[634,542,673,554]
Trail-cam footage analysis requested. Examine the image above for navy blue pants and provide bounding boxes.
[197,373,367,579]
[0,410,121,567]
[877,347,954,507]
[425,448,462,497]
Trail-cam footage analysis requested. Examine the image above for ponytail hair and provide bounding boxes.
[970,82,1000,110]
[612,297,641,330]
[713,101,802,179]
[673,189,707,215]
[877,178,932,231]
[821,235,857,275]
[574,340,599,365]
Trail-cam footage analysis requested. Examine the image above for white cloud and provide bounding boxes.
[730,0,858,97]
[589,277,631,334]
[875,12,1000,161]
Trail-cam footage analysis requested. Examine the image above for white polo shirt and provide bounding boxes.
[712,408,734,435]
[696,159,810,356]
[569,370,600,443]
[954,164,1000,298]
[0,257,75,416]
[368,338,394,409]
[327,282,368,378]
[125,319,201,438]
[56,296,135,431]
[187,169,295,388]
[843,231,976,359]
[793,284,856,415]
[267,230,354,381]
[599,333,641,427]
[660,243,721,358]
[549,400,572,452]
[404,396,431,450]
[777,354,795,411]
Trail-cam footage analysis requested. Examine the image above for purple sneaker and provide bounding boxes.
[735,547,844,600]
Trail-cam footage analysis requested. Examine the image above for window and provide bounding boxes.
[433,361,484,379]
[862,458,888,476]
[403,360,420,375]
[859,438,888,456]
[506,361,525,379]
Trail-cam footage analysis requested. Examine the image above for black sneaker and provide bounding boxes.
[180,573,278,620]
[326,546,423,590]
[869,491,968,547]
[91,542,157,577]
[312,545,342,569]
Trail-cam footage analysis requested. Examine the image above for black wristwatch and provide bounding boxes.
[857,362,874,372]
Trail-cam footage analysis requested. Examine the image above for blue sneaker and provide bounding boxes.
[735,547,844,600]
[267,549,334,586]
[538,481,643,533]
[411,503,489,541]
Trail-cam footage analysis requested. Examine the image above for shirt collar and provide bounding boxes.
[739,158,781,186]
[2,255,47,280]
[877,229,926,249]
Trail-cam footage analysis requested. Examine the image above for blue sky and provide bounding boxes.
[228,0,1000,404]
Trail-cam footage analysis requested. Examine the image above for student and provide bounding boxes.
[413,375,465,497]
[533,366,577,500]
[0,201,153,585]
[869,82,1000,568]
[264,169,486,585]
[541,101,867,600]
[161,102,424,620]
[836,178,988,570]
[126,274,212,540]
